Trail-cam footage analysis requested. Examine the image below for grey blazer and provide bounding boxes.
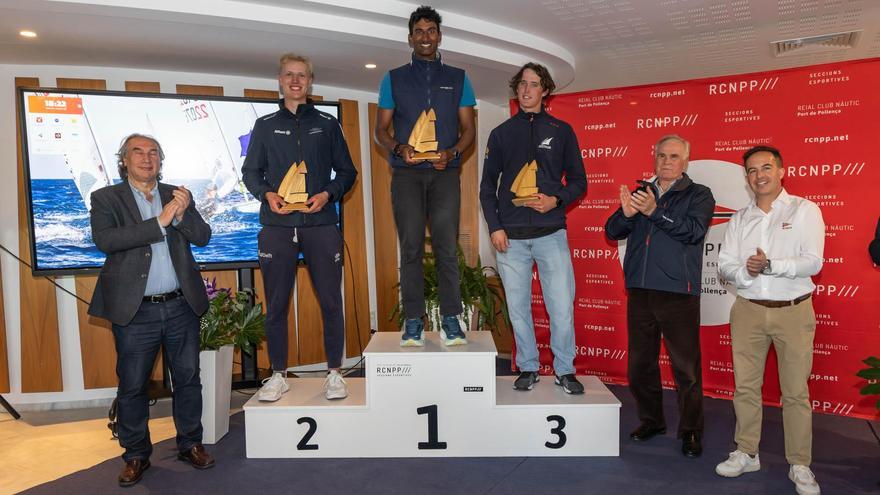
[87,181,212,326]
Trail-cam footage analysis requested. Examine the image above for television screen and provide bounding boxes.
[18,88,341,275]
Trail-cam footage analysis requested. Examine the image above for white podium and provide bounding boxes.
[244,332,620,458]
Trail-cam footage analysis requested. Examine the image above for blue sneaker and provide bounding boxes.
[400,318,425,347]
[440,315,468,346]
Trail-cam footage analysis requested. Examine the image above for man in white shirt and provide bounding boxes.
[716,145,824,495]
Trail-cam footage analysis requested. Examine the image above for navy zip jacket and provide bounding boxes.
[480,108,587,234]
[605,174,715,296]
[242,100,357,228]
[387,54,466,169]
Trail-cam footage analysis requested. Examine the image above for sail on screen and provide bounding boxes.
[19,89,339,274]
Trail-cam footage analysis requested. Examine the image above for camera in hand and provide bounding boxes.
[633,179,652,195]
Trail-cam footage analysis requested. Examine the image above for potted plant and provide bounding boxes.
[199,278,266,443]
[856,356,880,412]
[390,239,510,336]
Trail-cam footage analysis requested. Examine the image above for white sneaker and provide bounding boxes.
[715,450,761,477]
[324,370,348,400]
[789,465,820,495]
[257,372,289,402]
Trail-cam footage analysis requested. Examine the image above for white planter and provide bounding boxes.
[199,344,234,444]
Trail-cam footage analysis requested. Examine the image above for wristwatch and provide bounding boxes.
[555,196,563,208]
[762,259,772,274]
[450,148,461,160]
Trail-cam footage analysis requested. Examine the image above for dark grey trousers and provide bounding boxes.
[391,167,462,319]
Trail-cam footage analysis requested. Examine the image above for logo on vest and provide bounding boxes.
[538,137,553,150]
[273,129,291,135]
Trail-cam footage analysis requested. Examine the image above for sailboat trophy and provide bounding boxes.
[510,160,540,206]
[277,160,309,211]
[408,108,442,161]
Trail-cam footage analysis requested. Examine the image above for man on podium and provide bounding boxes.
[374,5,476,347]
[479,63,587,394]
[242,53,357,402]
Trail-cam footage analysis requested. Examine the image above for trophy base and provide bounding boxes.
[512,195,539,207]
[411,151,443,162]
[280,202,309,212]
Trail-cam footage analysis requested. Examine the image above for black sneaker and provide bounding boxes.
[513,371,539,391]
[554,374,584,394]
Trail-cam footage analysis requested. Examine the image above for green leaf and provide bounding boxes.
[863,356,880,368]
[856,368,880,380]
[860,383,880,396]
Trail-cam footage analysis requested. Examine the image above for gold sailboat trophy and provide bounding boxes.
[408,108,442,161]
[510,160,540,206]
[277,160,309,211]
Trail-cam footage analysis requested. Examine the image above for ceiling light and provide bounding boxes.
[19,30,37,38]
[364,63,377,69]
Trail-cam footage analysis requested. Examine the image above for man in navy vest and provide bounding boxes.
[374,5,476,347]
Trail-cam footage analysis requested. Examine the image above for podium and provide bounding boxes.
[244,332,621,457]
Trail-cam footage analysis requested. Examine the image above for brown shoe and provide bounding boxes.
[118,458,150,487]
[177,444,215,469]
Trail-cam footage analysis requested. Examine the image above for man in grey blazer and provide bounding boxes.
[88,133,214,487]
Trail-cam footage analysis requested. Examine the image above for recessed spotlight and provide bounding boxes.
[19,30,37,38]
[364,63,377,69]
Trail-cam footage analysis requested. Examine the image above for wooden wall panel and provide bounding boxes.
[175,84,223,96]
[295,268,324,365]
[125,81,161,93]
[17,76,63,392]
[368,103,399,332]
[244,89,278,101]
[339,99,370,357]
[459,110,479,266]
[53,78,119,390]
[0,262,8,392]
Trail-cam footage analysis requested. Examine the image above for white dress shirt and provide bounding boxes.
[718,189,825,300]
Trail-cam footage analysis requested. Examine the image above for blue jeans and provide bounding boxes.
[112,296,203,461]
[496,229,576,376]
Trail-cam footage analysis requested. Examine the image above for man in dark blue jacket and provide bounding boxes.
[605,135,715,458]
[374,5,476,347]
[480,63,587,394]
[242,53,357,402]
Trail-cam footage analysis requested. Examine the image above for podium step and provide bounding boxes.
[244,332,620,458]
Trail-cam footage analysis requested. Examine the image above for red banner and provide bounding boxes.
[513,58,880,420]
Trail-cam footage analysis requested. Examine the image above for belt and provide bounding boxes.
[747,293,811,308]
[143,289,183,303]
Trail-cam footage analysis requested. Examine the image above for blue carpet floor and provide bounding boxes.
[21,383,879,495]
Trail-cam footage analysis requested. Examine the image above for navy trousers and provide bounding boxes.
[258,224,345,371]
[112,296,203,461]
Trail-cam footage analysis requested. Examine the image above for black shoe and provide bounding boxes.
[554,374,584,394]
[629,423,667,441]
[514,371,539,391]
[681,431,702,458]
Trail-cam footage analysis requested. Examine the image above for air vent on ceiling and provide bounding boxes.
[772,31,861,57]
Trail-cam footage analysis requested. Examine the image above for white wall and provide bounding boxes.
[0,63,508,407]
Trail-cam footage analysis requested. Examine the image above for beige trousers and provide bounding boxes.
[729,295,816,466]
